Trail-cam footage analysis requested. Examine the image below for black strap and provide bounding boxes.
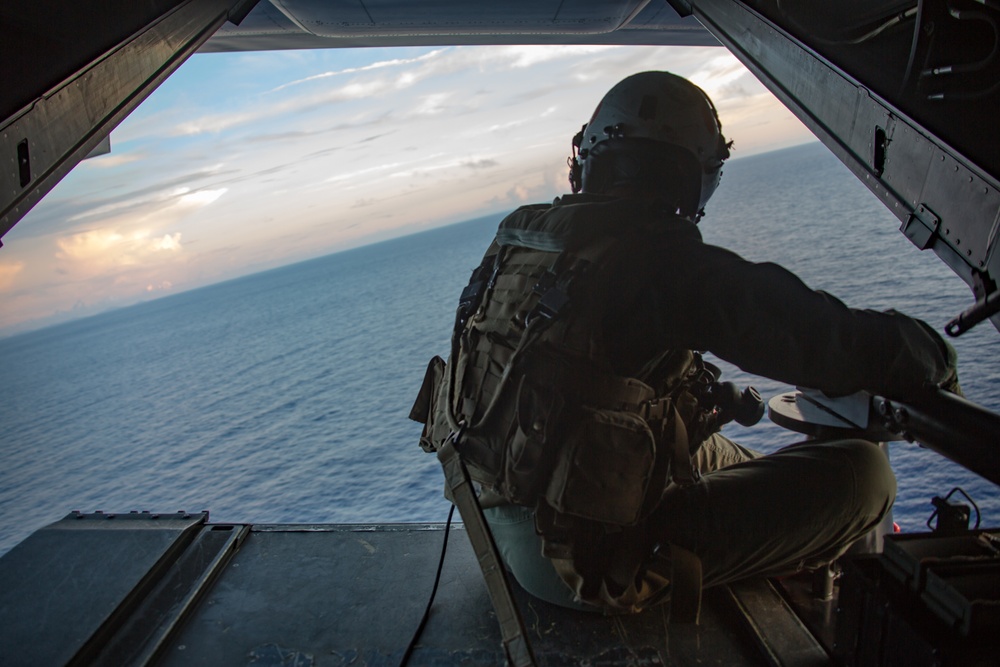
[399,504,455,666]
[438,440,537,667]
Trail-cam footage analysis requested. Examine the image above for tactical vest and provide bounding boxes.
[410,196,721,610]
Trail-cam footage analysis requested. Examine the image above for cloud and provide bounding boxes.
[325,161,406,184]
[85,153,145,168]
[177,188,227,208]
[62,186,227,230]
[269,49,448,92]
[42,186,225,285]
[174,111,264,137]
[154,234,183,251]
[158,46,621,141]
[169,77,402,138]
[56,229,184,266]
[50,164,239,231]
[689,54,756,100]
[413,92,453,116]
[488,178,554,208]
[13,166,236,242]
[4,43,811,336]
[491,45,617,69]
[146,280,173,292]
[463,159,499,170]
[0,261,25,290]
[387,156,476,180]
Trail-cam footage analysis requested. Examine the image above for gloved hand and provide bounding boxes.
[938,339,963,397]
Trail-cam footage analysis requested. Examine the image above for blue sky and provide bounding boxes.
[0,44,814,335]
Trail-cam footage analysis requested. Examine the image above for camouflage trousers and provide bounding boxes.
[483,434,896,611]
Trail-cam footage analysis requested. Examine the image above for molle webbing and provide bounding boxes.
[441,203,691,479]
[496,227,569,253]
[456,248,552,427]
[450,216,640,429]
[516,350,656,412]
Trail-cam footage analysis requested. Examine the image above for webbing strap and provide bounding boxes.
[438,441,537,667]
[668,405,700,486]
[669,543,703,624]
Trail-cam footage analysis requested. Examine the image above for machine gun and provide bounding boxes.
[874,389,1000,487]
[770,387,1000,487]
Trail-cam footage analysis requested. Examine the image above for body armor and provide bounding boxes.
[411,195,722,609]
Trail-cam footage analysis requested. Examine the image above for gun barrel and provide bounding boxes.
[874,390,1000,486]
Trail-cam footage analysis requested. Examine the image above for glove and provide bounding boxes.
[938,340,963,397]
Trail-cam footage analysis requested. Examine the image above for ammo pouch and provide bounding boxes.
[409,355,450,454]
[497,363,673,527]
[412,347,704,523]
[545,406,659,526]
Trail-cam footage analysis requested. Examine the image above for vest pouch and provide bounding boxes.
[545,407,657,526]
[498,376,565,507]
[409,356,447,452]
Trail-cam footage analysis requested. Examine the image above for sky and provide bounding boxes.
[0,44,815,336]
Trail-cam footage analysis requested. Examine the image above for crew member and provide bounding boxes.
[412,71,958,615]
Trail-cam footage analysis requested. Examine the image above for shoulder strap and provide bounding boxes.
[437,440,537,666]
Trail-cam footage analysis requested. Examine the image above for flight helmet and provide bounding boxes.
[569,71,731,220]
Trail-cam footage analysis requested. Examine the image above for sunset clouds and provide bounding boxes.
[1,44,814,335]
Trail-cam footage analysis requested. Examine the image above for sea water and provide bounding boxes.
[1,142,998,556]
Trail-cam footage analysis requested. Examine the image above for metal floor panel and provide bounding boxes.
[157,524,769,666]
[0,511,207,667]
[1,517,830,666]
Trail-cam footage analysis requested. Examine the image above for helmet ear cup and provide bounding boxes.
[568,158,583,194]
[568,124,586,193]
[716,134,731,162]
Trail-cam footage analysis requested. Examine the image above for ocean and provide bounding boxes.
[1,142,997,556]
